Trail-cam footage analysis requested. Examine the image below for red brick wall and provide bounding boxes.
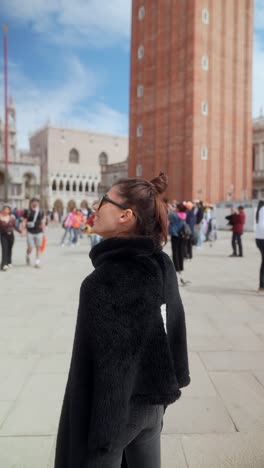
[129,0,254,202]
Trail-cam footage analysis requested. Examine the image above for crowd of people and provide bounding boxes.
[0,197,46,270]
[60,201,102,248]
[0,195,264,293]
[167,200,217,285]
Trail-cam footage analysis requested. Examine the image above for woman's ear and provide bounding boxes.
[120,210,134,222]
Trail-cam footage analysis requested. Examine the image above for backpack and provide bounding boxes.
[179,221,193,240]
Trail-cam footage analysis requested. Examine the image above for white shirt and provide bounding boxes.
[256,206,264,240]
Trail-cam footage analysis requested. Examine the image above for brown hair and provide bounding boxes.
[113,172,168,246]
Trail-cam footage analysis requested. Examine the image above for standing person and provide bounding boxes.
[0,205,21,271]
[255,200,264,292]
[185,202,196,259]
[21,197,45,268]
[55,173,190,468]
[168,203,187,285]
[61,210,76,246]
[195,201,205,247]
[229,206,246,257]
[86,201,102,248]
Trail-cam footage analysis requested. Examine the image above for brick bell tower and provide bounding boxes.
[128,0,254,202]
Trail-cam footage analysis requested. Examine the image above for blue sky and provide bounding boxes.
[0,0,264,150]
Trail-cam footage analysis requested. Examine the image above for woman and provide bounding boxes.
[256,200,264,292]
[55,173,190,468]
[0,205,21,271]
[61,209,76,246]
[168,202,187,285]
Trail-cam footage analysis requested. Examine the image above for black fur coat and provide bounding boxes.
[55,237,190,468]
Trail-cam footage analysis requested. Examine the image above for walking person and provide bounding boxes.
[61,210,75,246]
[21,197,45,268]
[0,205,21,271]
[55,173,190,468]
[229,206,246,257]
[255,200,264,292]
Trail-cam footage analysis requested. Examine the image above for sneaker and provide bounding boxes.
[26,255,30,266]
[8,264,13,268]
[35,259,40,269]
[2,265,8,271]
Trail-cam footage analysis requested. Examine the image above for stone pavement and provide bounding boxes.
[0,226,264,468]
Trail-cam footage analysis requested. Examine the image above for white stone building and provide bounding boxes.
[29,126,128,214]
[0,97,40,209]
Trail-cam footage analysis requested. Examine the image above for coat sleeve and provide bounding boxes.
[163,255,190,388]
[80,263,160,451]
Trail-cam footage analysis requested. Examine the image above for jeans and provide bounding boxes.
[72,227,79,244]
[86,404,164,468]
[256,239,264,288]
[232,232,243,256]
[61,227,73,245]
[1,232,14,269]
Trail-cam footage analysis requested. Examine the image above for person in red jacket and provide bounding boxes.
[229,206,246,257]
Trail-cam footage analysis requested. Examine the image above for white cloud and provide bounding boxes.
[70,103,128,136]
[1,0,132,48]
[0,57,128,149]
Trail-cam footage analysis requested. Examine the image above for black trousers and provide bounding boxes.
[256,239,264,289]
[185,238,193,260]
[86,404,163,468]
[232,232,243,256]
[1,232,14,269]
[171,236,185,272]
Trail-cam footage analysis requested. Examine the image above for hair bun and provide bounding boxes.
[150,172,168,195]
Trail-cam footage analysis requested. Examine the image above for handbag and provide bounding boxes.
[40,235,47,253]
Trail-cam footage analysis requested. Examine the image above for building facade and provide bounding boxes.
[99,159,128,195]
[129,0,254,203]
[253,115,264,199]
[0,97,41,208]
[29,126,128,214]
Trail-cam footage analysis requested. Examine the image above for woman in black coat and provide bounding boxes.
[55,173,190,468]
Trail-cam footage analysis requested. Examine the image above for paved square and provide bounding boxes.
[0,227,264,467]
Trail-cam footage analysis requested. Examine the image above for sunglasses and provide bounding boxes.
[98,194,136,217]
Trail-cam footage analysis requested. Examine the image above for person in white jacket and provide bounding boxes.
[256,200,264,292]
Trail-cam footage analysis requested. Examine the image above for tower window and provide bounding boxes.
[138,45,144,60]
[136,164,143,177]
[201,146,208,160]
[138,6,145,21]
[201,55,209,71]
[202,8,209,25]
[201,101,208,116]
[137,125,143,138]
[137,84,144,98]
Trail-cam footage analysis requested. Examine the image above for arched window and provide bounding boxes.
[91,182,95,193]
[59,180,64,191]
[73,181,77,192]
[79,181,83,192]
[99,152,108,165]
[66,181,70,191]
[85,182,89,192]
[69,148,80,163]
[52,180,57,191]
